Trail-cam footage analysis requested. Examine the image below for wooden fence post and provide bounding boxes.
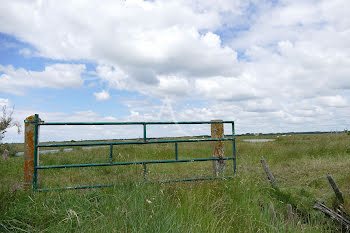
[211,120,225,177]
[260,156,278,187]
[23,115,40,189]
[326,174,344,204]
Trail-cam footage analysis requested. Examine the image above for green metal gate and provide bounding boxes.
[27,114,236,191]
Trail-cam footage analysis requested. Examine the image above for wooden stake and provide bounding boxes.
[2,149,9,160]
[314,202,350,231]
[269,202,277,221]
[287,204,294,223]
[260,157,278,187]
[326,174,344,204]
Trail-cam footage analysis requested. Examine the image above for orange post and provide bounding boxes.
[23,115,39,189]
[211,120,225,177]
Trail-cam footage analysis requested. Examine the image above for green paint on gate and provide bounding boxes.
[26,116,236,191]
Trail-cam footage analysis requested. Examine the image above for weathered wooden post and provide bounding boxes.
[23,114,40,190]
[2,149,9,160]
[260,156,278,187]
[326,174,344,204]
[211,120,225,177]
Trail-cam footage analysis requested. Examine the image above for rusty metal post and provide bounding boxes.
[211,120,225,177]
[23,114,40,189]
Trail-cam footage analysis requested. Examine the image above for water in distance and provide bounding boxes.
[243,139,276,142]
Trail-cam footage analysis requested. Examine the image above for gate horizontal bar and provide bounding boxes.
[33,120,234,125]
[37,184,115,191]
[157,176,233,183]
[38,138,233,148]
[37,157,234,169]
[36,176,234,192]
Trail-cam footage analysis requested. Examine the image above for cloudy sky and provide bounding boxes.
[0,0,349,142]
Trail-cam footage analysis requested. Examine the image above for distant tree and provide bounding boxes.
[0,106,21,158]
[0,106,21,142]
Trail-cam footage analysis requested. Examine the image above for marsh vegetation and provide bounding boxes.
[1,133,349,232]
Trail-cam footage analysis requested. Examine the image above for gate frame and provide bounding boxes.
[24,114,236,191]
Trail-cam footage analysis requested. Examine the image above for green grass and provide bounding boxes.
[1,133,349,232]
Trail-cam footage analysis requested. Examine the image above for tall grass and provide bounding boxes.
[1,133,349,232]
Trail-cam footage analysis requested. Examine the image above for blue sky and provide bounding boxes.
[1,0,349,142]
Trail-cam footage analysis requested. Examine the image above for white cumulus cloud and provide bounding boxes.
[0,64,85,95]
[0,98,9,107]
[0,0,349,139]
[94,90,110,101]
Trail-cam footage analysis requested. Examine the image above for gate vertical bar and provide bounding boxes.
[33,114,39,191]
[143,124,147,142]
[232,122,236,173]
[175,142,178,160]
[109,145,113,164]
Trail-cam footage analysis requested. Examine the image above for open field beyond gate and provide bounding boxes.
[1,133,349,232]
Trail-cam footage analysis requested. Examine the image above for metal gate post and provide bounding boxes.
[211,120,225,177]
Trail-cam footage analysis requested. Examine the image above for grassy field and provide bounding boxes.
[0,133,349,232]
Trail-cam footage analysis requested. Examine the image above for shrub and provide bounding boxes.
[0,143,20,157]
[0,106,21,157]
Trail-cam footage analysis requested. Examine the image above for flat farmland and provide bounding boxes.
[1,133,349,232]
